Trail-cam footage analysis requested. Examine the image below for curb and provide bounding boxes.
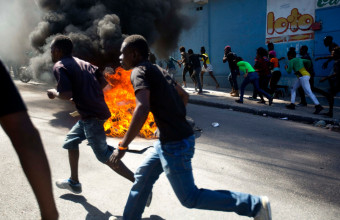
[188,98,337,125]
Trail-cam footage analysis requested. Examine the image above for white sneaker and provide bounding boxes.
[56,178,82,194]
[254,196,272,220]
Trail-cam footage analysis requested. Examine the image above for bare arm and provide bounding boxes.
[0,111,58,220]
[223,55,227,63]
[111,89,150,165]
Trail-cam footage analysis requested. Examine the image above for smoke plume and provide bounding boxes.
[0,0,41,66]
[29,0,192,79]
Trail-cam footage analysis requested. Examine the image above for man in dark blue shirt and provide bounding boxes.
[188,49,206,94]
[47,35,136,194]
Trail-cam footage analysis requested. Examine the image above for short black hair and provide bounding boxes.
[123,35,149,59]
[324,35,333,42]
[257,47,268,57]
[188,49,193,54]
[179,46,185,52]
[201,46,205,53]
[52,35,73,56]
[287,50,296,58]
[300,45,308,52]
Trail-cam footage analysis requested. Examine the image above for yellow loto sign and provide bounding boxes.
[266,1,315,44]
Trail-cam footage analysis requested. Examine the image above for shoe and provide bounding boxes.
[268,97,273,106]
[197,91,203,95]
[297,102,307,107]
[56,178,82,194]
[146,191,153,207]
[254,196,272,220]
[235,99,243,104]
[229,89,235,94]
[313,104,324,114]
[323,112,333,118]
[286,103,295,110]
[257,100,266,104]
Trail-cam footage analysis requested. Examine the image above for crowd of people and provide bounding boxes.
[174,36,339,117]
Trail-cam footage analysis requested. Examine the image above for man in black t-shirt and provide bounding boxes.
[110,35,272,220]
[316,35,338,69]
[47,35,137,195]
[319,46,340,117]
[188,49,206,94]
[0,60,58,219]
[223,46,240,96]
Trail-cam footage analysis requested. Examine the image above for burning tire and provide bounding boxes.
[18,66,32,83]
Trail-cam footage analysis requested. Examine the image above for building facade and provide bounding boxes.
[173,0,340,89]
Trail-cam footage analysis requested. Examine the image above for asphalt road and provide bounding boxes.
[0,81,339,220]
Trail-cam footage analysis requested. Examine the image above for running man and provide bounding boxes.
[111,34,272,220]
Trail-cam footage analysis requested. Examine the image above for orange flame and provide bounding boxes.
[103,67,157,138]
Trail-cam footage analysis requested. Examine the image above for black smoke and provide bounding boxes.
[29,0,192,77]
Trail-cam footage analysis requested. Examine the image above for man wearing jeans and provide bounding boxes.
[111,34,272,220]
[188,49,206,94]
[47,35,137,194]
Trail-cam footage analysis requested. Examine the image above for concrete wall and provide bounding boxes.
[171,0,339,92]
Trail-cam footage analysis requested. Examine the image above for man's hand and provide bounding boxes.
[110,149,126,168]
[47,89,58,99]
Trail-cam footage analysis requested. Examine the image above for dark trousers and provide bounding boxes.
[240,72,272,102]
[253,74,271,100]
[228,69,239,90]
[269,71,281,94]
[182,66,193,82]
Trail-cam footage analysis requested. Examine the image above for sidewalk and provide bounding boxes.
[185,83,340,125]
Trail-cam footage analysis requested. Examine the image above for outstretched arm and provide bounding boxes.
[0,111,58,220]
[111,89,150,165]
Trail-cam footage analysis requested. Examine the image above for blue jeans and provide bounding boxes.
[228,69,239,90]
[123,135,261,219]
[240,72,272,102]
[62,118,113,163]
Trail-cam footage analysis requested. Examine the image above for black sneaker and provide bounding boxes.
[286,103,295,110]
[313,105,324,114]
[235,99,243,104]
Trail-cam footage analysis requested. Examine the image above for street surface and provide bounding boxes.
[0,80,339,220]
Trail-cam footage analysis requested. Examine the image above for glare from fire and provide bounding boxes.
[103,67,157,138]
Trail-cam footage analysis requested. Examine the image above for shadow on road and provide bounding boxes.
[60,194,112,220]
[60,194,165,220]
[50,111,79,129]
